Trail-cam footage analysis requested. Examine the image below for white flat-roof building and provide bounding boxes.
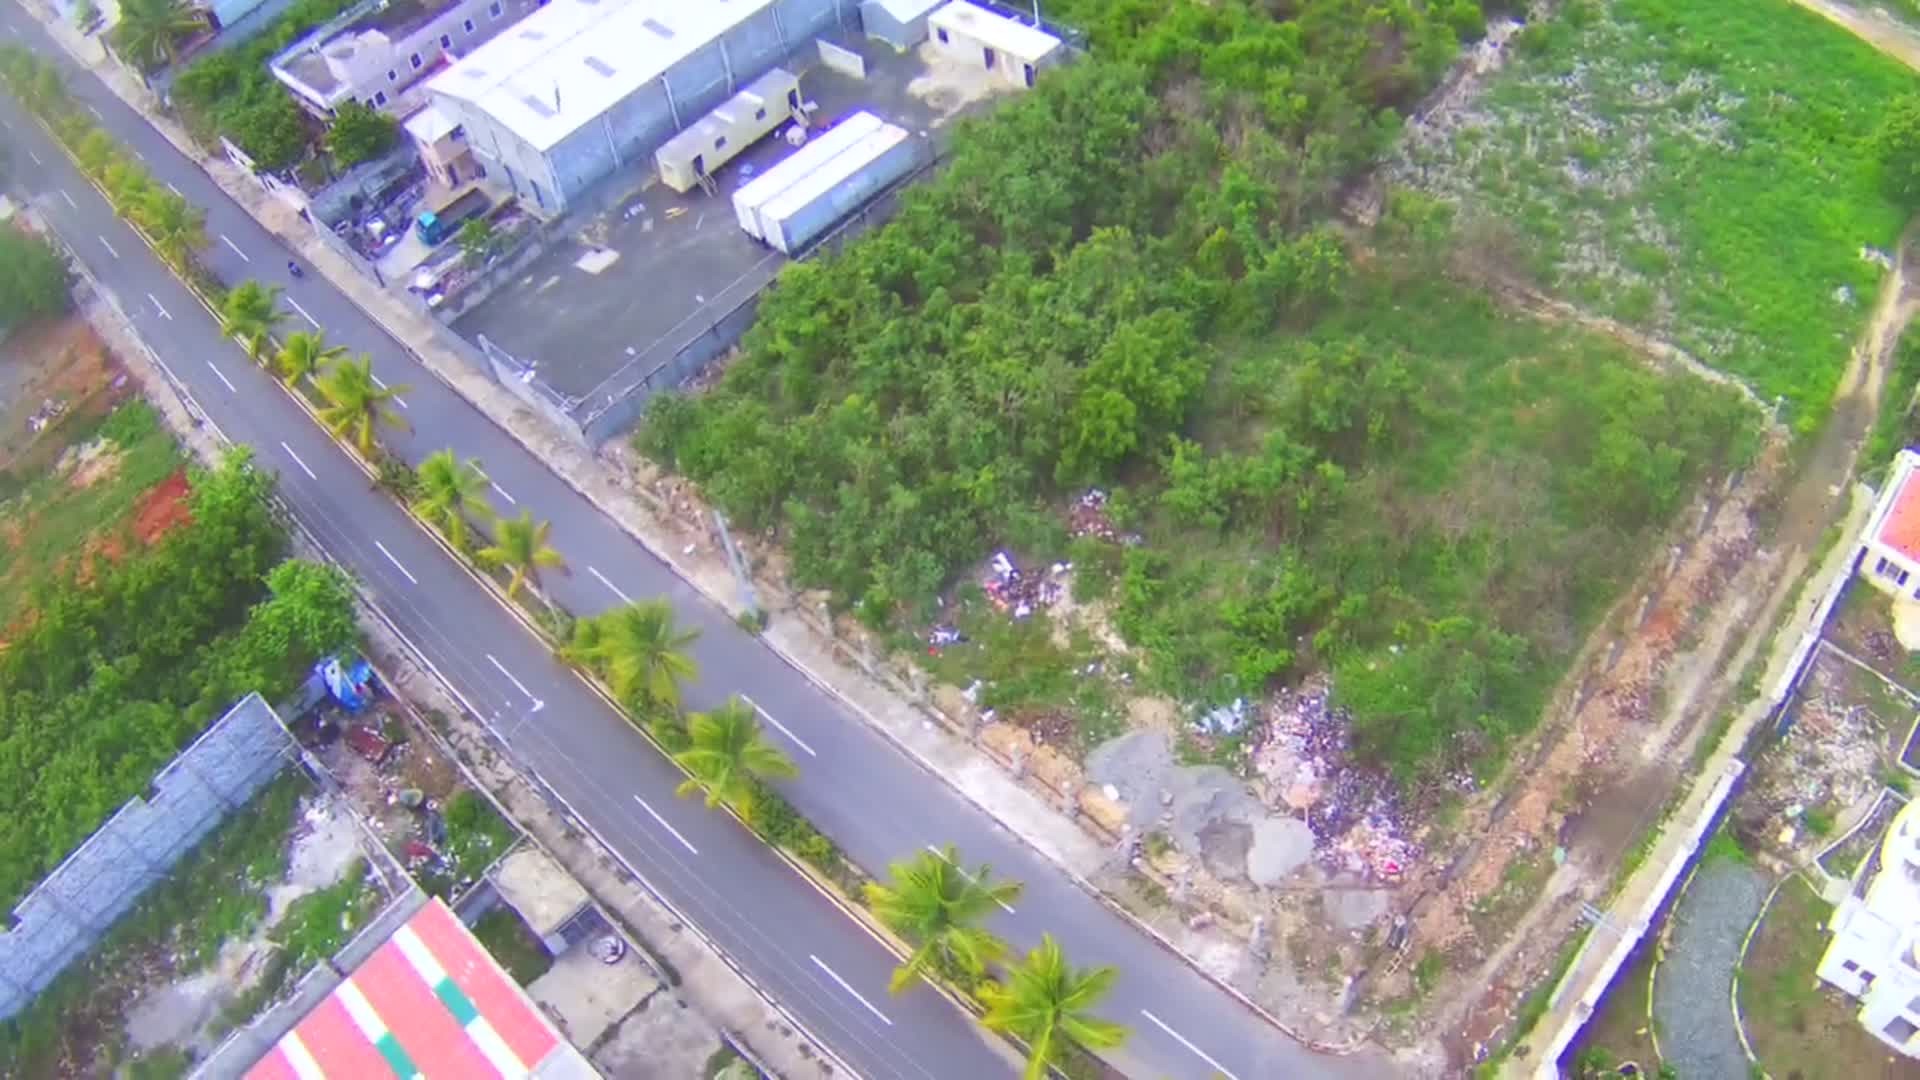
[1818,797,1920,1057]
[272,0,540,118]
[925,0,1060,90]
[423,0,850,214]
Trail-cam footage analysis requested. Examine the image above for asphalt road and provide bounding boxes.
[0,13,1388,1079]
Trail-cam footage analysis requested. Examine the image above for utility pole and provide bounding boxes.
[712,510,762,623]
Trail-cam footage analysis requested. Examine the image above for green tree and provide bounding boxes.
[411,448,494,552]
[135,189,206,271]
[219,279,283,363]
[228,95,309,173]
[672,697,797,818]
[1876,95,1920,203]
[110,0,202,71]
[979,935,1127,1080]
[865,845,1022,993]
[313,354,409,453]
[326,100,396,167]
[272,328,345,388]
[564,599,700,712]
[74,127,121,181]
[476,509,565,599]
[0,229,72,328]
[456,218,498,263]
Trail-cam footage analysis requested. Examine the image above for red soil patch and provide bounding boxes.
[131,469,192,546]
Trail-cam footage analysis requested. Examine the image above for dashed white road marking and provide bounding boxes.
[27,149,39,165]
[924,845,1016,913]
[165,182,182,196]
[374,540,419,585]
[738,693,817,758]
[85,103,100,120]
[1139,1010,1241,1080]
[633,795,700,855]
[97,235,117,258]
[59,189,75,208]
[206,361,236,393]
[279,441,317,480]
[285,296,320,328]
[147,293,171,320]
[489,480,515,504]
[370,372,408,408]
[220,234,250,262]
[587,565,632,604]
[809,956,892,1026]
[484,653,543,712]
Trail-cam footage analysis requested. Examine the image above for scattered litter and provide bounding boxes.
[961,679,983,704]
[344,724,392,765]
[1193,697,1251,736]
[590,935,626,964]
[25,397,66,434]
[929,624,965,648]
[982,550,1061,619]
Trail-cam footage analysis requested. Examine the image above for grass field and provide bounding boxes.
[1395,0,1917,423]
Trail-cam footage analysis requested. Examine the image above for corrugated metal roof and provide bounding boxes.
[244,897,593,1079]
[425,0,779,152]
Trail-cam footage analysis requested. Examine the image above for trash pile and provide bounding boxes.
[25,397,66,435]
[1251,678,1419,880]
[1192,697,1252,736]
[983,551,1065,620]
[1068,488,1142,545]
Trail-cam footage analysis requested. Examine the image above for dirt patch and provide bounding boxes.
[131,469,193,546]
[60,436,122,490]
[0,316,125,477]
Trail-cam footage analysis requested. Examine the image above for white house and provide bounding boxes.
[925,0,1060,90]
[272,0,541,117]
[1862,450,1920,601]
[1818,796,1920,1056]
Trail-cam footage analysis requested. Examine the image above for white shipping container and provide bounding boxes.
[760,124,918,255]
[731,111,885,240]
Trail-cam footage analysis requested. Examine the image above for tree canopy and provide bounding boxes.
[0,227,70,330]
[327,101,397,167]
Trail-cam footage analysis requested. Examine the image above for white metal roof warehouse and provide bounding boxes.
[426,0,851,213]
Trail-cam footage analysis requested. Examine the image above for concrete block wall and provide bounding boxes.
[0,695,294,1020]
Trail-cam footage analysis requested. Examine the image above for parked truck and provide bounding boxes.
[415,189,491,245]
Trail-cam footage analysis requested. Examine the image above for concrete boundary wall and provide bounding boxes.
[0,694,296,1021]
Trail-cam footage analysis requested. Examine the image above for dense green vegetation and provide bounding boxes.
[170,0,352,170]
[0,447,357,907]
[0,227,71,329]
[642,0,1755,782]
[1400,0,1914,421]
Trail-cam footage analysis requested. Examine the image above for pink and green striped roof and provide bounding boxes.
[247,897,585,1079]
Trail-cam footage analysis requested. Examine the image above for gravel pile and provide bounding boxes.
[1651,859,1770,1079]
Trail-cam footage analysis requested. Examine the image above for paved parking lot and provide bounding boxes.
[451,37,996,406]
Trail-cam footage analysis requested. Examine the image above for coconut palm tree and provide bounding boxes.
[476,509,565,599]
[219,280,283,364]
[866,845,1023,994]
[980,935,1127,1080]
[565,599,700,712]
[136,190,205,271]
[412,448,494,552]
[314,354,409,453]
[111,0,202,70]
[272,329,345,389]
[75,127,119,181]
[672,697,796,818]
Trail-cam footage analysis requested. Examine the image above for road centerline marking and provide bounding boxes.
[85,103,101,120]
[587,565,632,604]
[279,441,317,480]
[147,293,171,320]
[165,182,182,196]
[738,693,817,758]
[370,372,409,408]
[809,956,892,1026]
[924,845,1016,913]
[1140,1009,1241,1080]
[206,361,237,393]
[59,189,75,208]
[373,540,419,585]
[286,297,320,328]
[489,480,515,503]
[27,149,39,165]
[97,235,117,258]
[633,795,700,855]
[484,654,543,712]
[220,234,250,262]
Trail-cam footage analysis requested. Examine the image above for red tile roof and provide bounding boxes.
[1883,466,1920,564]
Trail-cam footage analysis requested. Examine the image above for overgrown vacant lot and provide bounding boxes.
[1392,0,1915,420]
[642,0,1759,786]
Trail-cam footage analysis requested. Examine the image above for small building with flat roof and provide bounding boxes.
[1863,449,1920,601]
[272,0,541,117]
[860,0,943,49]
[925,0,1060,90]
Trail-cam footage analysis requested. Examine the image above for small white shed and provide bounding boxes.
[654,68,803,194]
[860,0,944,49]
[926,0,1061,90]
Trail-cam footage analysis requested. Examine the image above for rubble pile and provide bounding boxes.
[982,551,1064,620]
[1251,678,1419,880]
[1067,488,1141,545]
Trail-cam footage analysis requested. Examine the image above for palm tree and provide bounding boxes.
[272,329,345,389]
[476,509,565,599]
[219,280,283,364]
[565,600,700,712]
[112,0,202,70]
[136,190,205,271]
[75,127,119,181]
[866,845,1023,994]
[314,354,409,453]
[412,448,494,552]
[672,697,797,818]
[979,935,1127,1080]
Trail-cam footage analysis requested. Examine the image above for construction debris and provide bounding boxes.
[982,551,1063,619]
